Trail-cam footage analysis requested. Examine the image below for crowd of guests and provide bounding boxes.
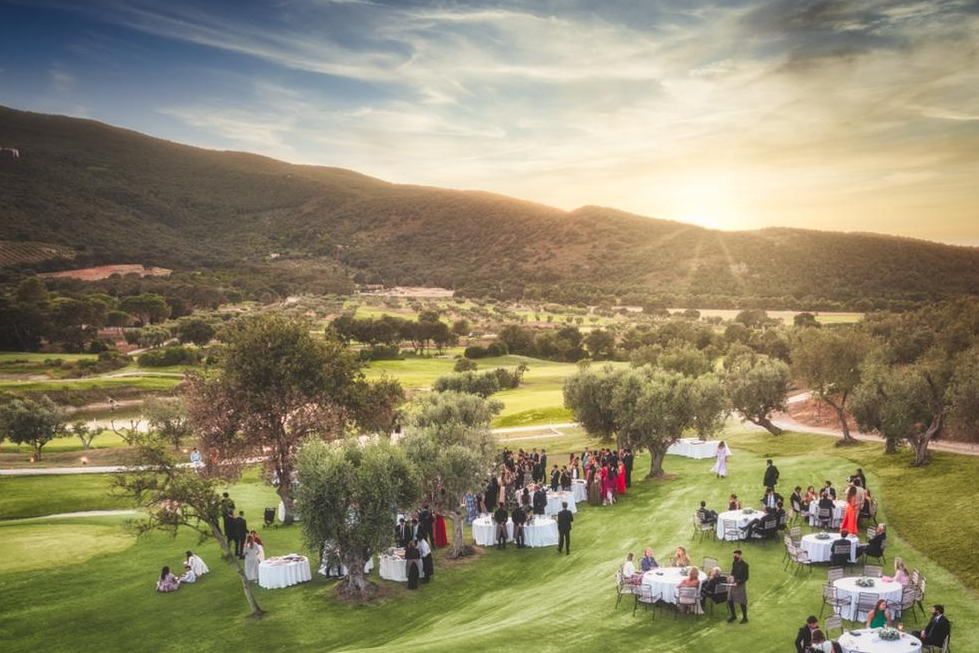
[794,604,951,652]
[156,551,209,592]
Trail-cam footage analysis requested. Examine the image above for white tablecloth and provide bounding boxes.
[471,516,558,547]
[716,509,761,541]
[544,491,577,515]
[572,480,587,503]
[809,500,847,527]
[378,553,425,582]
[833,578,904,621]
[667,438,720,459]
[318,557,374,577]
[641,567,707,604]
[277,501,301,522]
[838,629,922,653]
[258,555,312,589]
[800,534,858,563]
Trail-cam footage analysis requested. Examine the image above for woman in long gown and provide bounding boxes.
[464,492,478,525]
[711,441,731,478]
[243,533,265,582]
[405,541,421,590]
[616,461,627,495]
[587,465,602,506]
[601,464,613,505]
[433,513,449,548]
[840,485,859,534]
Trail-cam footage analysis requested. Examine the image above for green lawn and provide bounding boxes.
[1,428,977,653]
[0,473,132,519]
[0,375,182,394]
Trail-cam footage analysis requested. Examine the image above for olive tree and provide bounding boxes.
[0,396,68,460]
[724,353,791,435]
[297,438,419,600]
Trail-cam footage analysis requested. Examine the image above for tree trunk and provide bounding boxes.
[884,437,897,454]
[338,551,375,600]
[208,521,263,617]
[448,509,466,558]
[645,448,666,479]
[752,416,783,436]
[909,413,943,467]
[276,482,295,525]
[824,396,855,444]
[33,441,44,461]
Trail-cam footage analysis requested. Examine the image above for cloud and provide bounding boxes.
[48,65,75,93]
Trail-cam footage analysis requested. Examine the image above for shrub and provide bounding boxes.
[432,371,500,397]
[464,345,488,359]
[486,341,508,357]
[358,344,402,361]
[454,358,478,372]
[137,345,201,367]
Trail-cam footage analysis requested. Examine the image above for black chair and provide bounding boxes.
[263,506,276,527]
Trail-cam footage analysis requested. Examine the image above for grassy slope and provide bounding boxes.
[1,429,977,653]
[0,474,131,519]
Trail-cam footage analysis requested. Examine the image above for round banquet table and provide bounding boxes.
[715,509,761,541]
[809,499,848,527]
[258,555,312,589]
[572,480,587,503]
[833,577,904,621]
[472,516,513,546]
[318,557,374,578]
[800,533,859,563]
[837,629,922,653]
[640,567,707,605]
[378,552,425,582]
[544,491,577,515]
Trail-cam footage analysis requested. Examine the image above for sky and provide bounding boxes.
[1,0,978,245]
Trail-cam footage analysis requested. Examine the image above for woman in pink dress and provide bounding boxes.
[616,461,627,495]
[156,566,180,592]
[840,485,859,534]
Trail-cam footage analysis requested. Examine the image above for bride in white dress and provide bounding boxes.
[711,441,732,478]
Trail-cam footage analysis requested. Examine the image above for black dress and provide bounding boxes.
[405,548,421,590]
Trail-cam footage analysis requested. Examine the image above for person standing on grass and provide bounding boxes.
[418,536,433,583]
[623,448,634,488]
[220,492,235,537]
[556,501,573,555]
[712,441,731,479]
[795,616,820,653]
[763,459,780,488]
[232,511,248,559]
[493,502,509,550]
[727,549,749,623]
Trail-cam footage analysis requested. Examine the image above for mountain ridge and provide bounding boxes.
[2,104,978,308]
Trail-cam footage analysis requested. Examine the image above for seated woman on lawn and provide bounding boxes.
[157,566,180,592]
[670,546,691,567]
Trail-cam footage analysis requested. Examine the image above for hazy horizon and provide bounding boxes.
[1,0,978,246]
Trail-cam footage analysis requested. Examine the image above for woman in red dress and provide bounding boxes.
[433,512,449,548]
[840,485,859,534]
[616,460,627,495]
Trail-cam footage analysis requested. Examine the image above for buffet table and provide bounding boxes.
[667,438,720,459]
[471,516,558,547]
[378,550,424,582]
[258,554,312,589]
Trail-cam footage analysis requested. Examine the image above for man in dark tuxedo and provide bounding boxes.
[727,550,749,623]
[493,503,509,550]
[830,530,853,567]
[761,487,782,510]
[795,616,820,653]
[411,517,421,542]
[823,481,836,500]
[395,517,411,548]
[511,504,527,548]
[556,502,573,555]
[540,449,548,477]
[918,604,951,648]
[417,506,433,545]
[763,459,780,488]
[220,492,235,537]
[623,449,634,487]
[485,477,499,512]
[232,511,247,558]
[549,465,560,491]
[532,484,547,521]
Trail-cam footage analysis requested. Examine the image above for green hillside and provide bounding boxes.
[3,105,979,308]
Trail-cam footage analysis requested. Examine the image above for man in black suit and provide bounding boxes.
[623,449,634,487]
[763,459,779,488]
[232,510,247,558]
[532,484,547,521]
[761,486,782,510]
[795,616,820,653]
[395,517,411,548]
[549,465,560,491]
[727,550,749,623]
[512,504,527,548]
[417,506,433,545]
[919,604,951,648]
[830,530,853,567]
[556,501,573,555]
[823,480,837,500]
[220,492,235,537]
[540,449,548,477]
[493,503,509,550]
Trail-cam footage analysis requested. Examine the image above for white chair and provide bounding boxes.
[854,592,879,623]
[615,569,637,609]
[862,564,882,578]
[692,514,714,541]
[633,583,660,618]
[824,614,843,638]
[827,566,844,583]
[722,520,741,541]
[675,586,701,618]
[792,548,813,576]
[819,583,850,619]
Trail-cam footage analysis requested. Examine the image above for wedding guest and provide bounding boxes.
[189,447,203,470]
[185,550,209,576]
[178,562,197,584]
[622,552,641,585]
[830,530,852,567]
[794,615,819,653]
[623,449,634,487]
[840,485,859,534]
[670,546,691,567]
[712,441,731,478]
[465,491,478,525]
[857,524,886,560]
[728,494,741,510]
[156,566,180,592]
[418,536,433,583]
[405,540,421,590]
[231,511,247,559]
[697,501,718,526]
[556,501,573,555]
[243,533,264,583]
[220,492,235,537]
[512,503,527,548]
[395,517,411,548]
[889,559,910,586]
[493,502,509,550]
[700,567,727,609]
[790,486,804,511]
[866,599,891,629]
[808,630,833,653]
[823,480,836,500]
[677,565,700,588]
[533,484,548,520]
[803,485,819,504]
[640,548,659,572]
[918,605,951,648]
[763,459,779,488]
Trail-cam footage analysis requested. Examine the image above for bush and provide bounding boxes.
[432,371,500,397]
[137,345,201,367]
[358,344,402,361]
[454,358,478,372]
[464,345,489,359]
[486,341,508,356]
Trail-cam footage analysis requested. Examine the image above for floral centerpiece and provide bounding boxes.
[679,567,690,576]
[878,627,901,641]
[815,533,832,540]
[742,508,756,515]
[854,577,876,588]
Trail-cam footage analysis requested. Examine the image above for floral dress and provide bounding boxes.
[464,492,478,525]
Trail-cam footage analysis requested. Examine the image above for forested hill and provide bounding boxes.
[2,105,979,308]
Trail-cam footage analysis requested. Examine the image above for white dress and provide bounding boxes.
[711,446,731,477]
[187,554,209,576]
[244,543,265,581]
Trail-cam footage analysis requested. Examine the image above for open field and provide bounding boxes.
[1,427,977,653]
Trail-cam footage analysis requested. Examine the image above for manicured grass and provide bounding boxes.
[0,351,98,363]
[2,430,977,653]
[0,375,181,394]
[1,520,135,574]
[0,473,132,519]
